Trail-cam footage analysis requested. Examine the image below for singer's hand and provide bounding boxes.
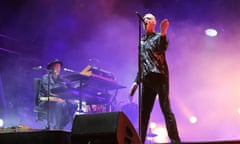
[129,82,138,96]
[160,18,169,36]
[129,82,137,103]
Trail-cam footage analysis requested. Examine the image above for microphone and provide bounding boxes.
[63,68,75,73]
[32,65,43,70]
[136,12,146,25]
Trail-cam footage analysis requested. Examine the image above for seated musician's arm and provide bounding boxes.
[41,74,59,96]
[39,74,65,103]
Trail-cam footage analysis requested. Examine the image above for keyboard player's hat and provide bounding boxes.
[47,59,63,70]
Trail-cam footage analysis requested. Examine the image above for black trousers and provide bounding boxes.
[141,73,181,143]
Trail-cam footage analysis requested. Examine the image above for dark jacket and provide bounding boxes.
[135,32,169,83]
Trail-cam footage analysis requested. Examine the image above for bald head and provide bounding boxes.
[143,13,156,24]
[143,13,156,33]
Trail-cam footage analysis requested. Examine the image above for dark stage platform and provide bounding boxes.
[0,128,240,144]
[0,128,71,144]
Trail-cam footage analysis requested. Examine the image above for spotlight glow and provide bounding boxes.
[0,119,4,127]
[238,107,240,115]
[205,28,218,37]
[152,125,168,143]
[147,123,168,143]
[189,116,197,124]
[149,122,156,129]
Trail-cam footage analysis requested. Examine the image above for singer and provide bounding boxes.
[129,13,181,143]
[36,59,76,129]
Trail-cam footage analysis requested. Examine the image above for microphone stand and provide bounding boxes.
[46,70,52,130]
[137,15,143,139]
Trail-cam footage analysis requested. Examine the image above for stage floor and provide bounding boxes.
[0,127,71,144]
[0,127,240,144]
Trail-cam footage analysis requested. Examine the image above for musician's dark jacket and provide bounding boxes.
[134,32,169,83]
[40,73,66,98]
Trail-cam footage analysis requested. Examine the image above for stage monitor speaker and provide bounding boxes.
[71,111,141,144]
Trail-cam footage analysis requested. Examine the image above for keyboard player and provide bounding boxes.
[37,59,76,130]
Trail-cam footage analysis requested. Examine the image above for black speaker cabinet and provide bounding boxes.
[71,112,141,144]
